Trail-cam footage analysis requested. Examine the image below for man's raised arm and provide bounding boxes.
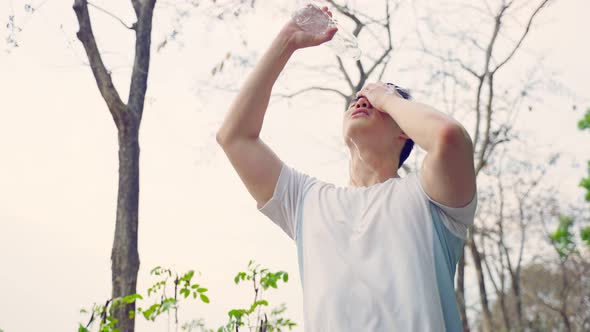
[216,9,337,207]
[358,82,477,209]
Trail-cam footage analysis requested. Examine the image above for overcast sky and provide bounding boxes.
[1,0,589,331]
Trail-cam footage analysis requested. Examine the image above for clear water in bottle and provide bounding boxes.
[291,2,362,60]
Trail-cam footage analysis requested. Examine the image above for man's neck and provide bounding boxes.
[348,146,400,187]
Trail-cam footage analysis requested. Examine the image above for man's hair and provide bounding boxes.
[399,139,414,169]
[387,83,414,169]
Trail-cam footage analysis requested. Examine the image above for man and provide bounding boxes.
[217,7,477,331]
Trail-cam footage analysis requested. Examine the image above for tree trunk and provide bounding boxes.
[560,261,572,332]
[512,277,523,330]
[456,247,470,332]
[111,121,141,332]
[73,1,154,331]
[469,237,493,332]
[561,309,572,332]
[499,290,511,331]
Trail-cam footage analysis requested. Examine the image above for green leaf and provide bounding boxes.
[581,178,590,202]
[161,301,172,312]
[578,109,590,130]
[234,272,247,284]
[197,287,208,293]
[248,300,269,313]
[200,294,210,303]
[184,270,195,282]
[581,226,590,247]
[271,303,288,316]
[123,293,143,304]
[283,273,289,282]
[180,288,190,298]
[128,310,135,319]
[550,216,576,257]
[143,309,152,321]
[143,303,160,321]
[78,325,90,332]
[228,309,246,320]
[580,162,590,202]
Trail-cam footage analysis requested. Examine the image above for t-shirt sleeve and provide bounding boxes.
[412,172,478,239]
[257,163,316,241]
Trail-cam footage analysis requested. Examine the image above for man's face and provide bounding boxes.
[342,95,404,150]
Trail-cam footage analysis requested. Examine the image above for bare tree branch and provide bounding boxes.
[475,73,495,175]
[356,61,366,88]
[492,0,551,74]
[469,232,495,332]
[325,0,364,37]
[73,0,125,122]
[273,86,348,100]
[473,1,517,174]
[337,57,355,92]
[366,47,392,78]
[472,77,485,154]
[536,293,563,313]
[420,48,480,78]
[88,1,135,30]
[449,30,489,53]
[377,57,391,81]
[483,243,500,293]
[128,0,157,121]
[483,2,509,75]
[365,0,393,79]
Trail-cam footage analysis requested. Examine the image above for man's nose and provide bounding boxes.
[355,97,371,109]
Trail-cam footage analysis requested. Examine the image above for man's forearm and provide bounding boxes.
[217,31,295,145]
[378,95,469,153]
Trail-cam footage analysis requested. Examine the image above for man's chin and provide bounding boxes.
[344,122,374,139]
[348,119,373,129]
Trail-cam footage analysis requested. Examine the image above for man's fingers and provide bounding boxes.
[318,27,337,43]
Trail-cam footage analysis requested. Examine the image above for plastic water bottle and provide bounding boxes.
[291,2,362,60]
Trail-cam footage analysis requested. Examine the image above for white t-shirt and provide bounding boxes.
[259,163,477,332]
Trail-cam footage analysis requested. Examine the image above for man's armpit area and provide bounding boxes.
[257,162,288,210]
[414,172,478,226]
[257,163,299,240]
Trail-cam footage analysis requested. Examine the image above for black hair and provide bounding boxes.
[399,139,414,169]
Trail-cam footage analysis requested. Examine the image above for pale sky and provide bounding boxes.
[1,0,589,331]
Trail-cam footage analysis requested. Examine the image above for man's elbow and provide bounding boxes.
[437,123,474,154]
[216,129,229,147]
[216,128,258,148]
[216,126,240,148]
[215,128,229,145]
